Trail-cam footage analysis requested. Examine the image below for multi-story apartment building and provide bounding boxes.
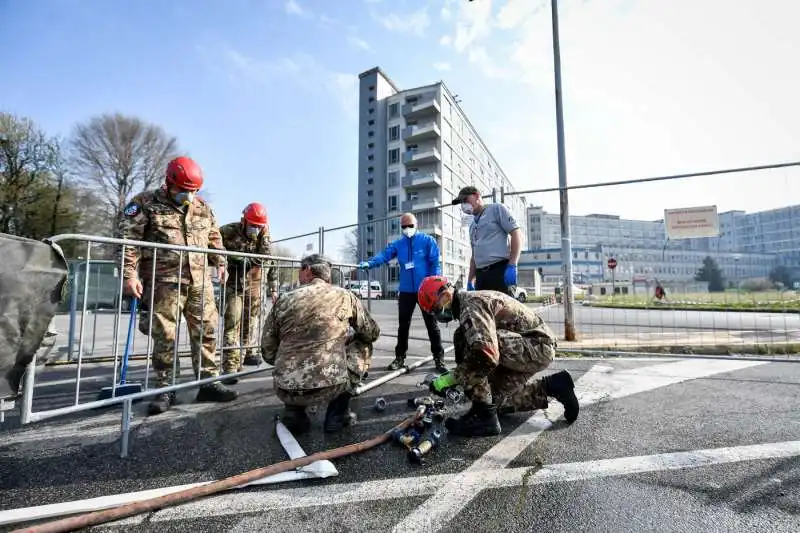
[356,67,527,296]
[524,205,800,285]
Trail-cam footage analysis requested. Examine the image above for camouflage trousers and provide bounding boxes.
[276,340,372,407]
[144,281,220,388]
[222,282,262,372]
[452,327,556,411]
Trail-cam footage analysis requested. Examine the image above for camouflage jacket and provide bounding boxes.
[261,278,381,390]
[219,221,278,293]
[120,188,226,285]
[455,290,557,369]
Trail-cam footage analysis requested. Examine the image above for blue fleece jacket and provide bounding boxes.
[368,233,441,293]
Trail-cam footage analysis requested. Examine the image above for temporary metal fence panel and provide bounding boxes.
[12,233,359,456]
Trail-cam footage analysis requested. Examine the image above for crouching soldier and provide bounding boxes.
[416,275,579,437]
[261,254,380,433]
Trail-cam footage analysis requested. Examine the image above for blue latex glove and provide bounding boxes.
[358,261,370,269]
[467,281,475,291]
[504,264,518,286]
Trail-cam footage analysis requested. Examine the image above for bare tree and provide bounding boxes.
[70,113,179,236]
[0,112,57,234]
[341,228,359,264]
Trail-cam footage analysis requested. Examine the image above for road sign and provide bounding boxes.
[664,205,720,239]
[607,258,617,270]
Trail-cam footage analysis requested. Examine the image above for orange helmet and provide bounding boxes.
[165,156,204,191]
[418,276,451,313]
[242,202,268,226]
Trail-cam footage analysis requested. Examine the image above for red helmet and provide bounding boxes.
[165,156,204,191]
[242,202,268,226]
[418,275,451,313]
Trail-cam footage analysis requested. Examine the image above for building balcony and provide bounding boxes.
[402,122,440,142]
[402,147,441,166]
[402,98,440,119]
[423,224,443,237]
[402,198,442,212]
[402,172,441,189]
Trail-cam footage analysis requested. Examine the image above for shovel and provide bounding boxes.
[98,297,143,401]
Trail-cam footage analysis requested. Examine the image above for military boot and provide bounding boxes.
[281,405,311,434]
[387,356,405,371]
[433,352,448,373]
[196,381,238,403]
[542,370,579,424]
[324,392,356,433]
[444,401,502,437]
[221,372,239,386]
[147,391,176,416]
[243,355,261,366]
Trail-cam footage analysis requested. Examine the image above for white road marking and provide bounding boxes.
[0,421,338,528]
[87,438,800,526]
[392,358,767,532]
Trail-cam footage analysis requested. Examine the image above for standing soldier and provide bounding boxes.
[261,254,380,434]
[220,202,278,383]
[121,156,238,415]
[416,275,579,437]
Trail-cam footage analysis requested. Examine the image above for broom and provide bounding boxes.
[97,297,143,400]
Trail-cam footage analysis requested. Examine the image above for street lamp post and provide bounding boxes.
[551,0,577,341]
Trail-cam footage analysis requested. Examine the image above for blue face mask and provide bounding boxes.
[246,226,261,240]
[173,191,195,206]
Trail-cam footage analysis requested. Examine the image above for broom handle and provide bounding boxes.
[119,298,138,385]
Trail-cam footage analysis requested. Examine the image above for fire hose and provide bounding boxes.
[12,406,426,533]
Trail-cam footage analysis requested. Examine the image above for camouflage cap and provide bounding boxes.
[450,185,480,205]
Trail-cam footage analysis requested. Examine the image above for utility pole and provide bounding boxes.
[551,0,577,341]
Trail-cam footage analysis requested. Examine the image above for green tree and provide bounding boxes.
[695,256,725,292]
[769,265,793,289]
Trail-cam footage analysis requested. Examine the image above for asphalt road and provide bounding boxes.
[1,351,798,532]
[47,300,800,363]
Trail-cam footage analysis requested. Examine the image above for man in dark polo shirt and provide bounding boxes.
[451,186,523,294]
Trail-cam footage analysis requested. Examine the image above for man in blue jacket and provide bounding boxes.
[359,212,447,373]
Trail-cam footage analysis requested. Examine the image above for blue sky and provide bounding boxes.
[2,0,799,261]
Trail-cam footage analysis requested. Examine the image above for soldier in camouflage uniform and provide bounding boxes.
[417,275,579,437]
[261,254,380,434]
[121,156,238,415]
[219,202,278,383]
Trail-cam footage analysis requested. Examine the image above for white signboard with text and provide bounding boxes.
[664,205,720,239]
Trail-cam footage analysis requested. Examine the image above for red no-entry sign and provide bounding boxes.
[607,258,617,270]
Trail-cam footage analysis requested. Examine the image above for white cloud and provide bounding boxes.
[347,35,372,52]
[440,35,453,47]
[452,0,800,221]
[451,0,494,53]
[284,0,308,17]
[375,8,431,36]
[433,61,452,72]
[211,46,359,120]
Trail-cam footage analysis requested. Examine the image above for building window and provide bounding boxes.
[388,149,400,165]
[367,214,374,221]
[368,131,374,138]
[369,85,375,91]
[407,191,419,201]
[368,120,374,126]
[388,125,400,141]
[367,178,373,185]
[368,96,375,102]
[368,155,374,161]
[389,103,399,117]
[369,108,375,114]
[388,195,398,211]
[367,202,374,209]
[368,142,374,149]
[368,166,374,173]
[390,219,399,234]
[388,171,399,187]
[367,190,373,197]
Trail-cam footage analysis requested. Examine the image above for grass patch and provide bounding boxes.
[587,291,800,312]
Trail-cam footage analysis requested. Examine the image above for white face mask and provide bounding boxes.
[402,227,417,238]
[460,202,473,215]
[245,226,261,240]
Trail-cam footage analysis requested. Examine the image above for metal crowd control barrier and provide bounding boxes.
[13,234,363,457]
